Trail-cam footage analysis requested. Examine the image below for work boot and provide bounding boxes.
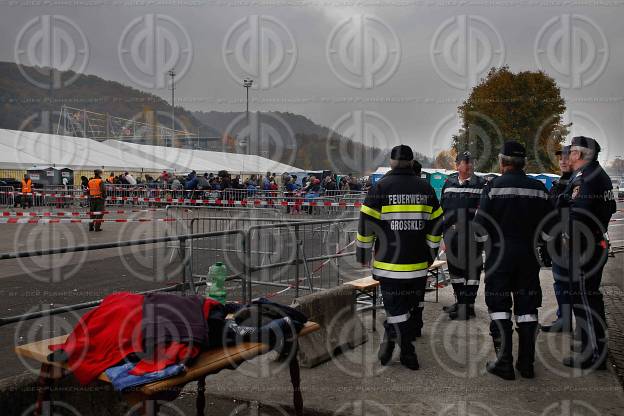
[88,223,94,232]
[562,356,607,370]
[399,341,419,370]
[516,323,538,379]
[541,319,572,333]
[442,303,458,313]
[378,340,395,366]
[449,304,475,321]
[486,324,515,380]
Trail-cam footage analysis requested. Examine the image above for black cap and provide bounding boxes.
[555,145,571,157]
[500,141,526,158]
[391,145,414,161]
[455,151,472,163]
[570,136,601,154]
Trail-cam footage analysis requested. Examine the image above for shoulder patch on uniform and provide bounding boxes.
[572,185,581,199]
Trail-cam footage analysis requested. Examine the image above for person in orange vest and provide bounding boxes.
[20,174,33,209]
[106,172,115,184]
[87,169,106,232]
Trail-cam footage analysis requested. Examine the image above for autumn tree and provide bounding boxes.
[435,149,457,170]
[453,66,568,173]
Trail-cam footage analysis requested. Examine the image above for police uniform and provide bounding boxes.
[555,136,616,369]
[440,152,486,319]
[356,145,443,370]
[474,141,553,380]
[541,146,573,333]
[88,171,106,232]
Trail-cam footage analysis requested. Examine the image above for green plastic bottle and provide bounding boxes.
[207,262,227,304]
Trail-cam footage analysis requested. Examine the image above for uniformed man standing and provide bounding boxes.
[356,145,443,370]
[557,136,616,370]
[541,145,574,333]
[87,169,106,232]
[475,141,552,380]
[20,174,33,209]
[440,151,486,320]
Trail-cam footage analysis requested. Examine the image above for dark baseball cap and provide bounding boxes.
[570,136,601,154]
[500,141,526,158]
[555,145,571,157]
[455,151,472,163]
[391,145,414,161]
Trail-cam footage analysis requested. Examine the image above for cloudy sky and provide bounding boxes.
[1,0,623,163]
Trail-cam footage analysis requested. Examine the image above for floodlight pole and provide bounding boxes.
[169,69,176,146]
[243,79,253,155]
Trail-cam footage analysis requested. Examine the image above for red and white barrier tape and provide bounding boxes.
[2,192,363,207]
[0,218,177,224]
[1,209,169,217]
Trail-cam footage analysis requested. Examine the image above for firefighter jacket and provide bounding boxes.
[356,167,443,279]
[440,173,486,234]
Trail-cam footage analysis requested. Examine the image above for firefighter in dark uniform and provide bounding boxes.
[555,136,616,370]
[87,169,106,232]
[356,145,443,370]
[440,151,486,320]
[474,141,552,380]
[541,145,574,333]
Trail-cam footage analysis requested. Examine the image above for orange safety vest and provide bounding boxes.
[107,175,114,183]
[88,178,103,198]
[21,179,32,193]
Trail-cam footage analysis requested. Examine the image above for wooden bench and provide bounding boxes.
[15,321,320,416]
[345,260,448,330]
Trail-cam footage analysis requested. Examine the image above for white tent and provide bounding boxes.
[0,128,302,174]
[0,128,170,171]
[102,140,303,174]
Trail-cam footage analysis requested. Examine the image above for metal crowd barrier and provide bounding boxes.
[0,186,15,207]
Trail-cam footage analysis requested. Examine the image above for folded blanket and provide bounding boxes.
[105,361,186,391]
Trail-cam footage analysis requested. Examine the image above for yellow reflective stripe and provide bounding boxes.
[430,206,443,220]
[381,204,433,213]
[426,234,442,243]
[372,260,429,272]
[360,205,381,219]
[356,233,375,243]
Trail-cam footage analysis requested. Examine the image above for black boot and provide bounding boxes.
[449,304,474,321]
[516,323,538,378]
[442,303,458,313]
[541,318,572,333]
[486,321,515,380]
[399,340,419,370]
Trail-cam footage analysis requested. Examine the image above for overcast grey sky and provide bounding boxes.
[1,0,622,163]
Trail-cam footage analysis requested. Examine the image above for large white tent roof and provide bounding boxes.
[0,129,170,171]
[0,128,302,174]
[103,140,303,174]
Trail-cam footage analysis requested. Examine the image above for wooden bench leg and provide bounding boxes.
[142,400,160,416]
[34,363,53,416]
[372,287,377,332]
[196,377,206,416]
[288,341,303,416]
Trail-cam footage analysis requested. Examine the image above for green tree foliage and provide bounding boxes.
[453,66,568,173]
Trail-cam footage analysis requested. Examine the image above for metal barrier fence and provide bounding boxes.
[0,217,361,327]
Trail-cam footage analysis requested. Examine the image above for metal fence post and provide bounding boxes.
[179,237,189,295]
[295,224,300,299]
[245,230,252,304]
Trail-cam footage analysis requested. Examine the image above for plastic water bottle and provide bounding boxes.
[207,262,227,304]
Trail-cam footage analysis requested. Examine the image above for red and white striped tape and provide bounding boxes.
[1,209,169,217]
[1,191,363,207]
[0,218,177,225]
